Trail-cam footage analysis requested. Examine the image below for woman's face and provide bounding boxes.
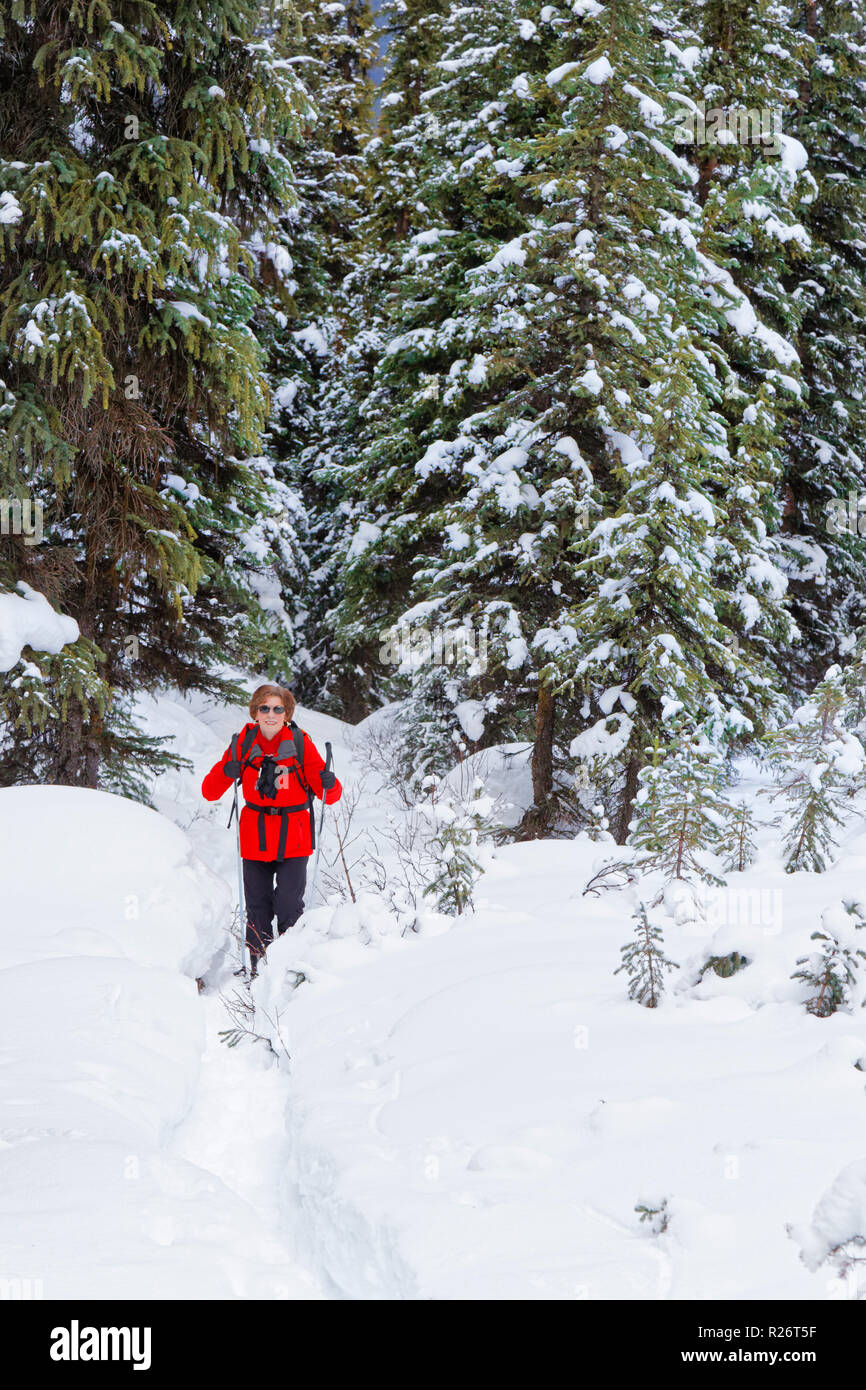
[255,696,287,740]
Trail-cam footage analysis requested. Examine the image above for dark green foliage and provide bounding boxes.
[725,802,758,873]
[627,722,737,898]
[792,903,866,1016]
[766,664,862,872]
[0,0,312,789]
[615,901,679,1007]
[782,0,866,682]
[324,0,813,839]
[700,951,751,979]
[421,774,487,915]
[5,0,866,829]
[263,0,381,721]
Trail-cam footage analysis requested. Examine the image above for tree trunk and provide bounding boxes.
[52,586,103,789]
[697,152,718,206]
[614,752,641,845]
[519,682,555,839]
[53,700,101,788]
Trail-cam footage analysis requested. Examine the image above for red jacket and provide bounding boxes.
[201,721,342,861]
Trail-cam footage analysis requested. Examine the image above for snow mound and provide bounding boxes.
[0,784,254,1298]
[790,1158,866,1278]
[0,785,230,978]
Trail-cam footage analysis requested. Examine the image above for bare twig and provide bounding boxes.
[583,860,639,897]
[217,986,278,1054]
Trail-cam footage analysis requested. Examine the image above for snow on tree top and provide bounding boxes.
[293,324,329,357]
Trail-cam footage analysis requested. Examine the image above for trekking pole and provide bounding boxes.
[230,776,248,979]
[308,741,333,909]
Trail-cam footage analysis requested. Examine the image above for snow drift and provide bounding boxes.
[0,785,292,1298]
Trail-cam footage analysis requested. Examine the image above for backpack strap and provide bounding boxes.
[240,723,260,763]
[228,723,261,775]
[226,724,263,829]
[291,720,306,774]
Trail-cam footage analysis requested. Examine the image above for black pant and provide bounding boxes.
[243,856,308,961]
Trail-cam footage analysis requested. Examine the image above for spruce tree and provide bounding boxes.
[679,1,815,676]
[725,799,758,873]
[310,0,813,847]
[314,0,453,722]
[421,772,488,916]
[548,0,804,838]
[784,0,866,680]
[627,719,735,905]
[326,0,584,805]
[0,0,312,787]
[792,902,866,1016]
[767,663,865,872]
[615,901,679,1007]
[263,0,380,719]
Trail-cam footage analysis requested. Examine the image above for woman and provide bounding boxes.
[201,684,342,975]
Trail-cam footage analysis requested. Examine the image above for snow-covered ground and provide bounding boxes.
[253,826,866,1299]
[2,687,865,1299]
[0,779,323,1298]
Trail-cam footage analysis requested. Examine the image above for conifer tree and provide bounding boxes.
[263,0,380,718]
[725,800,758,873]
[349,0,807,842]
[0,0,312,786]
[836,624,866,738]
[421,773,488,915]
[783,0,866,679]
[540,1,805,840]
[615,901,679,1007]
[792,903,866,1016]
[767,664,865,872]
[325,0,584,804]
[627,719,735,902]
[678,2,816,674]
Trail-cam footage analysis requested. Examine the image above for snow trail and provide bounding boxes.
[5,684,866,1299]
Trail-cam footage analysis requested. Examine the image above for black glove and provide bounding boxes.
[320,769,336,791]
[224,759,243,780]
[256,755,280,800]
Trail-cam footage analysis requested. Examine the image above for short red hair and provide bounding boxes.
[248,683,295,724]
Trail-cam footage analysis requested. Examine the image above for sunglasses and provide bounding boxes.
[257,704,285,714]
